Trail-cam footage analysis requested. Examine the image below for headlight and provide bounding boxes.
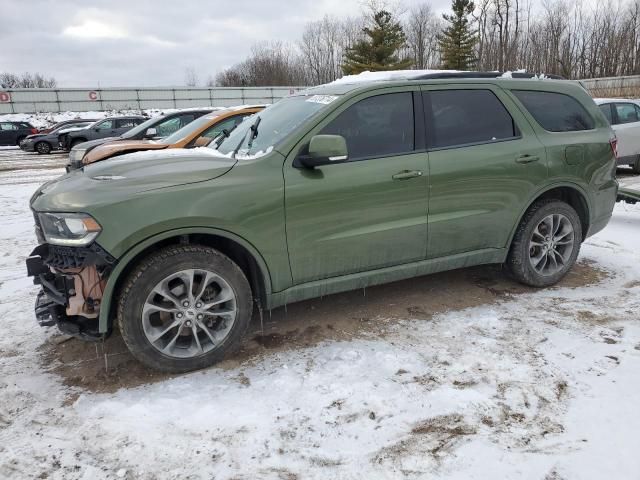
[69,149,87,163]
[38,212,102,246]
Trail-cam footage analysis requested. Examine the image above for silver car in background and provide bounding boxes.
[595,98,640,172]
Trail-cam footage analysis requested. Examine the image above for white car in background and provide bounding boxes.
[595,98,640,172]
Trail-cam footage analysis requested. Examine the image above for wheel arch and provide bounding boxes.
[507,182,591,250]
[98,228,273,333]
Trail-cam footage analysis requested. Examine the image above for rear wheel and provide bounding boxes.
[507,200,582,287]
[117,245,252,373]
[35,141,52,154]
[16,136,26,146]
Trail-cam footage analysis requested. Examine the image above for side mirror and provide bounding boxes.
[145,127,157,138]
[294,134,348,169]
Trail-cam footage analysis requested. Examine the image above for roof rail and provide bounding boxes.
[412,71,566,80]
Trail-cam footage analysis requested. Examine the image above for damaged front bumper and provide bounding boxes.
[26,243,116,341]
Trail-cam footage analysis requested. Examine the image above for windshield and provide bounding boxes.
[215,95,339,158]
[121,116,160,139]
[157,113,223,145]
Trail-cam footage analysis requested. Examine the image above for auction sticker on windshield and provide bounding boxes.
[306,95,339,105]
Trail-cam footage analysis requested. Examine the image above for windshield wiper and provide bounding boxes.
[247,116,261,149]
[231,116,261,159]
[213,125,238,148]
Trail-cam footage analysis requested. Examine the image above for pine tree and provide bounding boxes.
[438,0,477,70]
[342,11,413,74]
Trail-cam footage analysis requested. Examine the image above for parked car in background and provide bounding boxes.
[0,121,38,146]
[67,108,217,167]
[69,106,264,168]
[59,116,147,150]
[595,98,640,172]
[37,119,98,134]
[26,72,617,372]
[20,120,95,154]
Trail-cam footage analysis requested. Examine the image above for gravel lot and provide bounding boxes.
[0,147,639,480]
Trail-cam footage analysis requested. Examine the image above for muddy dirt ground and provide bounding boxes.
[43,260,607,396]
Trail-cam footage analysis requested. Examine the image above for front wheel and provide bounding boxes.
[35,141,52,154]
[117,245,253,373]
[507,200,582,287]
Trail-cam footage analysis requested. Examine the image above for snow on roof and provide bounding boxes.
[500,69,549,79]
[329,70,461,85]
[593,97,640,104]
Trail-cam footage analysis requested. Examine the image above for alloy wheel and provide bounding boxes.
[142,269,237,358]
[528,213,575,276]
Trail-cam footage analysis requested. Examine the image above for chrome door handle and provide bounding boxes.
[515,154,540,164]
[392,170,423,180]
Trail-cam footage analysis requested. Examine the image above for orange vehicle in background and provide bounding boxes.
[70,106,265,169]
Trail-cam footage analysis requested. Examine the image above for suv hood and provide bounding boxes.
[31,148,237,211]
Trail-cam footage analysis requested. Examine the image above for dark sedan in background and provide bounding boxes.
[66,108,216,162]
[37,119,98,134]
[20,120,95,154]
[0,121,38,146]
[59,115,147,150]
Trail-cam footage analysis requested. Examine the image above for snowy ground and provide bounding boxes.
[0,150,639,479]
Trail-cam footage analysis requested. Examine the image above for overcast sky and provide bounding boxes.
[1,0,454,87]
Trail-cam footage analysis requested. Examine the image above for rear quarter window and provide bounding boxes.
[512,90,595,132]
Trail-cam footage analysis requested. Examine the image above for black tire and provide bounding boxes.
[507,200,582,287]
[117,245,253,373]
[70,138,86,149]
[16,136,26,146]
[632,156,640,174]
[35,141,52,154]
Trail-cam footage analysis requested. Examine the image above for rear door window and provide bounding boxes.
[512,90,595,132]
[613,103,640,124]
[0,123,16,130]
[96,120,113,130]
[424,89,518,149]
[320,92,415,161]
[116,118,137,129]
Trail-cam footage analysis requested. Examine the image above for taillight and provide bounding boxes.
[30,128,38,134]
[609,137,618,159]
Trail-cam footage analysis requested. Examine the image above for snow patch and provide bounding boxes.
[330,69,461,85]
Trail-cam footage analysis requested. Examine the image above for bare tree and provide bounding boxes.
[213,0,639,88]
[299,15,364,84]
[184,67,199,87]
[215,42,308,87]
[0,72,57,88]
[404,3,442,69]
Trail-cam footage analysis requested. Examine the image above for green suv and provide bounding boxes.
[26,73,618,372]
